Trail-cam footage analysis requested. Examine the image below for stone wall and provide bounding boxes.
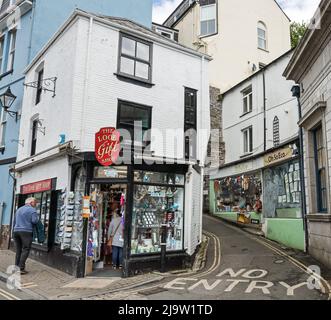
[204,86,225,212]
[0,225,10,250]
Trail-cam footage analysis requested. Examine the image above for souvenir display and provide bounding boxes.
[131,171,185,255]
[214,173,262,214]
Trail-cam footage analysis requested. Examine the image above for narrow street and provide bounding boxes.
[88,215,330,300]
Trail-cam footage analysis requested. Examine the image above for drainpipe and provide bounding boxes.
[8,171,16,249]
[263,71,267,151]
[199,55,204,244]
[0,201,4,247]
[79,17,93,278]
[27,0,37,64]
[291,85,308,252]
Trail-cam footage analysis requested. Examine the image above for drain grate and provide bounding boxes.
[138,287,168,296]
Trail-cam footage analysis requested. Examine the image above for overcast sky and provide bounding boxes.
[152,0,321,24]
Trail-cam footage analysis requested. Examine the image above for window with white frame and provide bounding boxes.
[118,34,152,82]
[257,22,267,50]
[242,86,253,114]
[242,126,253,154]
[7,28,16,71]
[200,0,217,37]
[0,107,7,148]
[0,35,4,74]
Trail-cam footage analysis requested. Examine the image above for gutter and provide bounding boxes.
[263,71,267,151]
[291,85,308,252]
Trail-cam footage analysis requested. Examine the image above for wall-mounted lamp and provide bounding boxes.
[0,87,18,122]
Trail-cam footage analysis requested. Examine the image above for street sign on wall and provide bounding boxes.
[21,179,54,195]
[95,127,121,166]
[264,146,294,167]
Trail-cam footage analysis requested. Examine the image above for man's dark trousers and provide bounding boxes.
[14,232,33,271]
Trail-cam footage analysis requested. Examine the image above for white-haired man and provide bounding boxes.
[13,197,39,274]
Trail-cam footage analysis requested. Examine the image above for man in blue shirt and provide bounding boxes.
[13,197,39,274]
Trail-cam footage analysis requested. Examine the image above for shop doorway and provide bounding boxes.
[85,183,127,277]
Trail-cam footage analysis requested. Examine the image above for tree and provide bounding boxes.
[290,21,308,48]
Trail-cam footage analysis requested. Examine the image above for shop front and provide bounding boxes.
[262,143,305,251]
[70,159,189,277]
[212,171,263,226]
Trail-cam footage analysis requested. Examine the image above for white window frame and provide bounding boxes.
[0,107,7,148]
[200,3,217,37]
[257,22,267,50]
[242,86,253,114]
[242,126,253,154]
[7,28,16,72]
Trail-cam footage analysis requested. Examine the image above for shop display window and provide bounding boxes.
[131,171,185,255]
[263,160,301,219]
[70,167,86,252]
[26,191,51,245]
[214,173,262,214]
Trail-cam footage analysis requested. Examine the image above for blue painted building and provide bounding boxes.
[0,0,153,248]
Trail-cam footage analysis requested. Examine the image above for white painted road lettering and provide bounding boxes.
[279,282,309,296]
[245,281,274,294]
[188,279,223,291]
[224,279,249,292]
[164,268,314,296]
[164,278,197,290]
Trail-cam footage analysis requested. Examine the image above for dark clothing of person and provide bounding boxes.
[13,204,39,271]
[14,232,33,271]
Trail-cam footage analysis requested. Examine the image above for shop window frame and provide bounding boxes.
[20,189,58,251]
[130,169,186,257]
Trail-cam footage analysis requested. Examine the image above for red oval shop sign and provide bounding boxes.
[95,127,121,166]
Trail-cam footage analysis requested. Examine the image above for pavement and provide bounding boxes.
[0,250,165,300]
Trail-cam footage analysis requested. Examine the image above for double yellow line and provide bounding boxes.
[0,288,21,300]
[207,215,331,299]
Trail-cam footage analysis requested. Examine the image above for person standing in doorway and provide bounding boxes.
[108,206,123,270]
[13,197,39,274]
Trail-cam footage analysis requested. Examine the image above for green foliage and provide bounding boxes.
[290,21,308,48]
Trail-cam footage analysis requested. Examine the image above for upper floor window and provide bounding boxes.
[0,35,4,74]
[0,107,7,148]
[242,126,253,154]
[7,28,16,71]
[36,68,44,105]
[184,87,197,160]
[273,116,280,147]
[200,0,217,37]
[117,100,152,147]
[31,119,38,156]
[118,34,152,83]
[242,86,252,114]
[258,22,267,50]
[313,126,327,212]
